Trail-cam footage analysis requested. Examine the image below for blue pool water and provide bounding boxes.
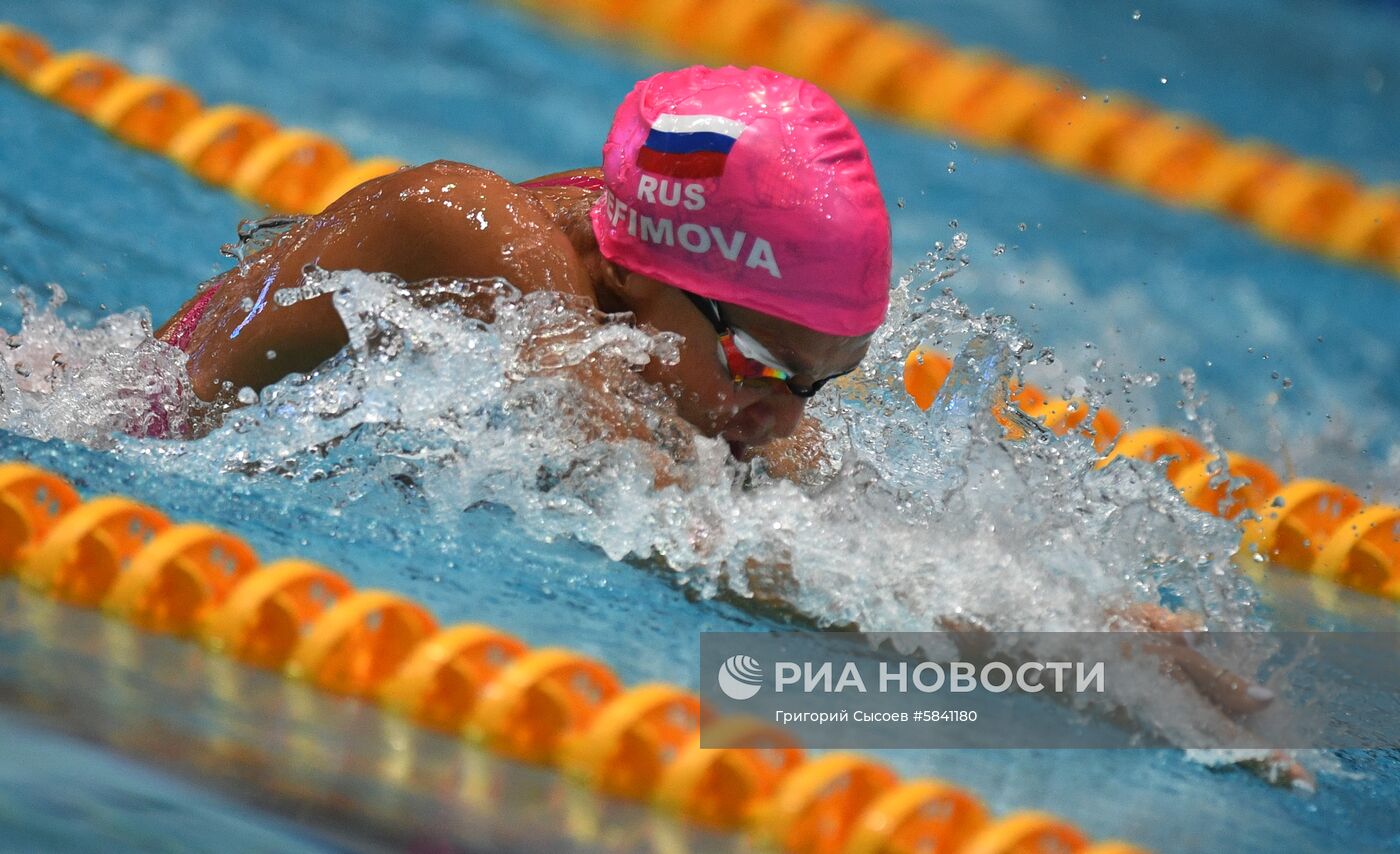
[1,1,1398,852]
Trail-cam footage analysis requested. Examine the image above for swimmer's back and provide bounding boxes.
[159,161,604,401]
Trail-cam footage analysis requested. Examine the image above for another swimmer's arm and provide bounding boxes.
[165,161,593,401]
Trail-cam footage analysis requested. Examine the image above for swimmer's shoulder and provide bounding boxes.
[319,159,527,217]
[327,160,600,301]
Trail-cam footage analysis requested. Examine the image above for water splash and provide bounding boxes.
[0,270,1256,636]
[220,215,309,272]
[0,265,1331,762]
[0,285,193,444]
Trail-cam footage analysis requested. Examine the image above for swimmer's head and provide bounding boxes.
[590,65,892,338]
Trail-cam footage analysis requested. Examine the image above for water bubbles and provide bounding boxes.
[896,197,905,209]
[0,287,195,443]
[1132,9,1141,21]
[1159,77,1168,85]
[266,350,278,360]
[992,244,1006,256]
[1017,222,1028,232]
[948,140,958,150]
[275,266,338,306]
[236,387,258,405]
[946,161,957,174]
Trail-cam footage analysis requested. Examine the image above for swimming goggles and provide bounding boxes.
[680,291,854,398]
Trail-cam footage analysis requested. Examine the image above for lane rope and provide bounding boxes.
[0,23,402,213]
[5,15,1400,280]
[903,349,1400,602]
[0,460,1152,854]
[499,0,1400,281]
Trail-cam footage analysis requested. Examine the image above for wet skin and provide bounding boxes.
[158,160,870,457]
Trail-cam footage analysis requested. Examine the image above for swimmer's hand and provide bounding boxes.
[741,416,831,482]
[1111,604,1275,716]
[1111,604,1315,791]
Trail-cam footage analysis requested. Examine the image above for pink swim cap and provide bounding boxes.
[590,66,892,337]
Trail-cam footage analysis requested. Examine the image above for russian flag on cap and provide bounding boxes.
[637,114,747,178]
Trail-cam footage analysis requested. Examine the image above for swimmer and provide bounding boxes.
[157,65,892,467]
[154,66,1302,774]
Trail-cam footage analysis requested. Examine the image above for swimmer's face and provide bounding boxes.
[625,273,871,456]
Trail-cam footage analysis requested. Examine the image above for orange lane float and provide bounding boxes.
[203,558,354,669]
[103,523,260,637]
[379,623,529,733]
[1238,480,1365,570]
[844,777,990,854]
[959,811,1089,854]
[564,682,705,800]
[26,50,125,114]
[289,589,439,697]
[229,129,353,213]
[0,461,1165,851]
[470,647,623,764]
[755,753,900,854]
[168,104,280,186]
[656,719,806,830]
[0,24,50,81]
[1313,504,1400,596]
[1173,453,1283,521]
[91,75,202,151]
[0,462,81,573]
[1099,427,1207,481]
[309,156,407,212]
[18,496,169,607]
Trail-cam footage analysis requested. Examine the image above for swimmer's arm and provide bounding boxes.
[161,161,593,401]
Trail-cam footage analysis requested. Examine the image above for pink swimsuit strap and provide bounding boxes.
[166,285,219,352]
[520,174,605,192]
